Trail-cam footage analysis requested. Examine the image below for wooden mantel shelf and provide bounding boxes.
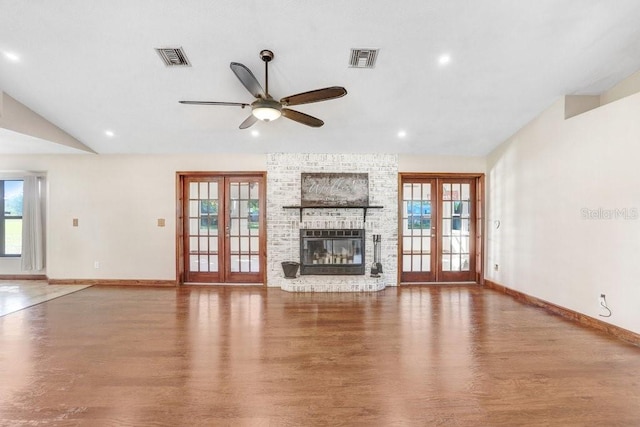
[282,205,383,222]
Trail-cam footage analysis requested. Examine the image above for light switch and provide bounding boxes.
[157,218,165,227]
[72,218,79,227]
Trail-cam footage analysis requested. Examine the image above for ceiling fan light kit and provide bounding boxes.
[180,49,346,129]
[251,98,282,121]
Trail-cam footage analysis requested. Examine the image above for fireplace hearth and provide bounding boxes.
[300,229,365,275]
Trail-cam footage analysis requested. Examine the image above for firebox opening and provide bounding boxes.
[300,229,365,275]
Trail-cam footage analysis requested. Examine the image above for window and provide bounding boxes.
[1,180,23,256]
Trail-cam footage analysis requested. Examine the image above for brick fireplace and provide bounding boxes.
[266,153,398,292]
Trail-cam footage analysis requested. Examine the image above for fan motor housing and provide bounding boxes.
[260,50,274,62]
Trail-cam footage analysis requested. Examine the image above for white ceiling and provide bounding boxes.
[2,0,640,156]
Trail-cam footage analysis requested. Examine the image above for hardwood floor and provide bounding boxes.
[1,285,639,426]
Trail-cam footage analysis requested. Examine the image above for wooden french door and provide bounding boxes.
[178,173,265,284]
[400,174,482,283]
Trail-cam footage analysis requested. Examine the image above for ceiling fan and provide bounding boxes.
[179,49,347,129]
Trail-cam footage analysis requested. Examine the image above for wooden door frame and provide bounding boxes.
[176,171,267,285]
[398,172,485,285]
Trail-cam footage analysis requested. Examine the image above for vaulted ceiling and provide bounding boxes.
[2,0,640,155]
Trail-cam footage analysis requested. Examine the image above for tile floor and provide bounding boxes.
[0,280,91,317]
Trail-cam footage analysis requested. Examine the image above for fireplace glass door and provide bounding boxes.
[300,229,365,275]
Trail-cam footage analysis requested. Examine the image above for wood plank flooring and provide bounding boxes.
[1,285,639,426]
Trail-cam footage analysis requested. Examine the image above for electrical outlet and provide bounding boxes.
[94,261,100,269]
[599,293,606,304]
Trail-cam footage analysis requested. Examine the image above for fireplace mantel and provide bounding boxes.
[282,205,383,222]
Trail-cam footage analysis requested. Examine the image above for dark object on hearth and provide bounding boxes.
[370,262,380,278]
[372,234,383,274]
[281,262,300,279]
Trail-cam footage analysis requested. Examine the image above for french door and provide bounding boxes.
[400,174,483,283]
[178,173,265,284]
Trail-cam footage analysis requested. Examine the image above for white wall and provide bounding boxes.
[2,152,486,282]
[486,93,640,334]
[0,153,266,280]
[601,69,640,105]
[399,154,486,173]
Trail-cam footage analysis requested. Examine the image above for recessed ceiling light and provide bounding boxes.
[397,130,407,138]
[438,54,451,66]
[104,130,115,137]
[251,130,260,137]
[4,52,20,62]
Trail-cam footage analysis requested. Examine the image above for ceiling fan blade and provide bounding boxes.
[179,101,249,107]
[239,114,258,129]
[281,108,324,127]
[230,62,266,99]
[280,86,347,106]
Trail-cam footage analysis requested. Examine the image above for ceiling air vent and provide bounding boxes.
[155,47,191,67]
[349,48,379,68]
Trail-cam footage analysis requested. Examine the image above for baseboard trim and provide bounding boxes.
[0,274,48,280]
[484,279,640,347]
[48,279,177,287]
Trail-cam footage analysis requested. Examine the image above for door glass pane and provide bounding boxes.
[190,255,199,271]
[250,255,259,271]
[199,182,208,197]
[240,219,249,236]
[462,183,470,201]
[230,255,240,272]
[442,255,451,271]
[240,200,249,216]
[442,218,452,236]
[411,236,421,251]
[452,255,460,271]
[421,255,430,272]
[230,183,240,199]
[411,184,422,200]
[422,237,430,253]
[442,201,451,218]
[230,218,240,233]
[402,255,412,272]
[240,237,249,252]
[461,254,470,271]
[199,236,209,252]
[411,255,421,270]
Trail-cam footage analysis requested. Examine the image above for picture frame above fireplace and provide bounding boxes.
[301,173,369,207]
